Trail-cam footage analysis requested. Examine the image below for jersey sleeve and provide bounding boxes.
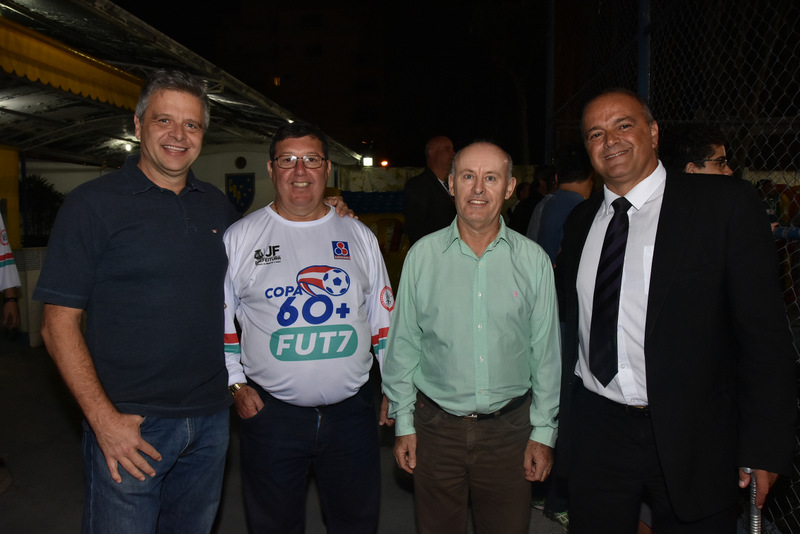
[223,227,246,385]
[361,225,393,371]
[0,214,21,291]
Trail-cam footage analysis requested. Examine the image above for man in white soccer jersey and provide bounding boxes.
[223,122,394,534]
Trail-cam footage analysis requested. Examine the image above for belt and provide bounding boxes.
[582,385,650,417]
[420,391,531,421]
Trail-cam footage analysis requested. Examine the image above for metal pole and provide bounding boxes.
[637,0,651,101]
[544,0,555,164]
[742,467,761,533]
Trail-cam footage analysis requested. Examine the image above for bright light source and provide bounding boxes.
[124,143,132,152]
[287,119,294,123]
[363,157,373,167]
[380,160,389,167]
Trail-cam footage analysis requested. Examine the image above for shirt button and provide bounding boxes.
[477,292,482,298]
[477,324,482,330]
[620,364,626,369]
[479,356,484,362]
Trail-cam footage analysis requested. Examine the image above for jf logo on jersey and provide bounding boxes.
[265,264,357,362]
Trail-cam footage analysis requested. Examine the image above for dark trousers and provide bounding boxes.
[568,386,737,534]
[413,392,533,534]
[240,385,380,534]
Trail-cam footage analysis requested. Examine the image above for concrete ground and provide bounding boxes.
[0,333,566,534]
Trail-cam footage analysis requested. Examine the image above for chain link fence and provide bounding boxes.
[552,0,800,531]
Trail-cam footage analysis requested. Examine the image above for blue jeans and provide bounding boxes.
[81,409,229,534]
[240,384,380,534]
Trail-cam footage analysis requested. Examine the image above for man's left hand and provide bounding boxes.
[379,395,395,427]
[325,196,356,218]
[524,440,553,482]
[739,467,779,508]
[3,300,20,329]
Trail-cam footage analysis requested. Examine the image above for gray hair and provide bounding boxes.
[135,69,211,129]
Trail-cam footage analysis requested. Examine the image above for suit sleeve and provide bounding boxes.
[727,180,797,475]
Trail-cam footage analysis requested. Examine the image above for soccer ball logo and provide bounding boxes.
[297,265,351,297]
[322,268,350,296]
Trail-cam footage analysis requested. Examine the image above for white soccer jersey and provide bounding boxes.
[0,214,21,292]
[224,204,394,406]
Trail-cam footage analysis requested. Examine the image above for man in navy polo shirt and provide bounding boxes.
[34,69,239,534]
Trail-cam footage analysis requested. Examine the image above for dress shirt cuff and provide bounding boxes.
[529,426,557,448]
[394,414,416,437]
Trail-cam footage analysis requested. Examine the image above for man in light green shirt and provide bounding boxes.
[383,141,561,534]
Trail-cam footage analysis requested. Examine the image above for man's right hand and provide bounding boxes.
[93,412,161,483]
[233,385,264,419]
[394,434,417,474]
[41,304,161,483]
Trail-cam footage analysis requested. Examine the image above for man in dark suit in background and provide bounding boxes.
[404,136,456,245]
[556,89,796,533]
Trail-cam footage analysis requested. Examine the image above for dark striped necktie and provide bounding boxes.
[589,196,632,387]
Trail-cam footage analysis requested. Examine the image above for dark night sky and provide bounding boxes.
[113,1,548,167]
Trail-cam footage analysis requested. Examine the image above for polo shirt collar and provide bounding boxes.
[123,154,204,195]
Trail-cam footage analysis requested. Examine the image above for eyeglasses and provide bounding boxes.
[696,157,729,169]
[273,154,327,169]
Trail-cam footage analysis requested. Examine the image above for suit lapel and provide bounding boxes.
[645,173,693,340]
[562,193,603,373]
[571,194,603,279]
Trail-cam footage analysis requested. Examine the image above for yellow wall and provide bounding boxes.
[0,146,20,248]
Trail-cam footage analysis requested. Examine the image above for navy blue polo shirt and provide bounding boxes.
[35,156,239,417]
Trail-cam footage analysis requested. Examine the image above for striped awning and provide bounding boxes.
[0,16,142,111]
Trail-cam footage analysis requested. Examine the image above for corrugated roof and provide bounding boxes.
[0,0,362,167]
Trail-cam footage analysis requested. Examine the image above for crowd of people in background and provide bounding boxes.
[1,69,792,534]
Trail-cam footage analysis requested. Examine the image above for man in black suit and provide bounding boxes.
[403,136,456,245]
[556,89,796,533]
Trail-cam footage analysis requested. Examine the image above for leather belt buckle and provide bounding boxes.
[463,413,479,421]
[626,404,650,416]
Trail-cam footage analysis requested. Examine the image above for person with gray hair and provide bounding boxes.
[384,141,561,534]
[34,68,241,533]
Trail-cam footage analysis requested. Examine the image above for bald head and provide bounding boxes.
[449,142,516,235]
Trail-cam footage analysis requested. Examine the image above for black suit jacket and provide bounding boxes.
[556,171,796,521]
[403,167,456,245]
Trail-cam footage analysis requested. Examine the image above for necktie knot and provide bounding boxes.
[612,197,631,213]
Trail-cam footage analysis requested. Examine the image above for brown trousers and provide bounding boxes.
[412,392,533,534]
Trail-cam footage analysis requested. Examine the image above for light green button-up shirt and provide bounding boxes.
[383,218,561,446]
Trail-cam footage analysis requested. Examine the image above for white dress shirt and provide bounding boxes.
[575,161,667,405]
